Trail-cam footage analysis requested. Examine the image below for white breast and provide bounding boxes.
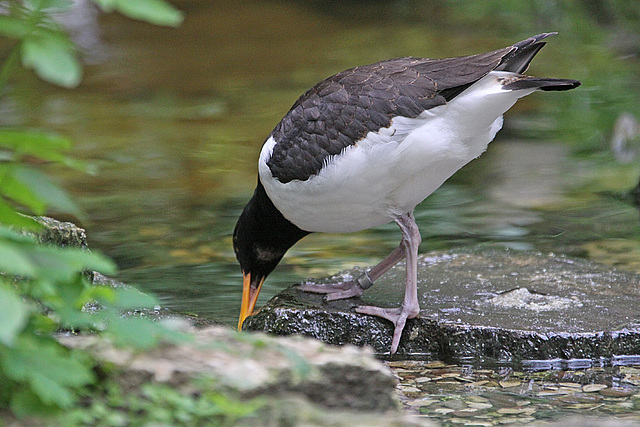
[259,71,535,233]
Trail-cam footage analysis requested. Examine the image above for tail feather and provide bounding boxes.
[496,32,557,74]
[502,76,581,92]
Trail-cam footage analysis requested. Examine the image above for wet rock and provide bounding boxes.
[244,247,640,361]
[30,216,94,281]
[33,215,88,248]
[59,326,427,424]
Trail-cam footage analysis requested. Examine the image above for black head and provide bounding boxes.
[233,180,309,329]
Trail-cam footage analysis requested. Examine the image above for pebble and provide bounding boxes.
[469,380,490,387]
[467,402,493,410]
[400,386,422,393]
[558,382,582,388]
[406,398,437,407]
[442,399,466,410]
[583,384,608,392]
[443,372,463,378]
[496,407,528,415]
[499,380,521,388]
[390,361,640,425]
[425,361,447,369]
[497,418,521,425]
[466,396,491,403]
[616,401,634,409]
[599,388,634,397]
[450,409,478,417]
[538,390,570,396]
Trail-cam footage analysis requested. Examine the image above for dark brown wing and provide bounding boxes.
[265,35,552,183]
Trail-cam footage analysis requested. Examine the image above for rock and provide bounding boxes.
[59,326,434,425]
[244,247,640,361]
[61,326,398,410]
[30,215,94,281]
[33,216,88,248]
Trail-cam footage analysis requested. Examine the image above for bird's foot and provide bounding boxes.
[355,304,419,354]
[297,280,365,301]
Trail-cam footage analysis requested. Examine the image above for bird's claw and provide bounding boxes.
[355,305,419,354]
[297,280,365,300]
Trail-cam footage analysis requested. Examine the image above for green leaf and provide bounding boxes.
[29,371,73,407]
[0,129,71,160]
[0,201,41,229]
[107,316,161,348]
[0,16,34,40]
[13,166,83,220]
[110,287,158,310]
[21,34,82,88]
[10,388,59,417]
[0,284,30,346]
[1,335,95,410]
[0,165,47,214]
[0,129,86,171]
[30,0,74,12]
[110,0,183,27]
[0,240,36,276]
[52,247,117,276]
[26,246,117,283]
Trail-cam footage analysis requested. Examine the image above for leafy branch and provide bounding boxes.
[0,0,187,418]
[0,0,183,88]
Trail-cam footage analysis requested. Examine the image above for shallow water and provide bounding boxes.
[2,1,639,328]
[391,360,640,426]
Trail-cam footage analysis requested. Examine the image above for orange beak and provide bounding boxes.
[238,272,265,331]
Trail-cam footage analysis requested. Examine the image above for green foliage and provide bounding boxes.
[0,0,82,87]
[0,222,187,415]
[0,129,84,224]
[1,334,95,416]
[60,380,263,427]
[0,0,189,421]
[0,0,182,88]
[93,0,184,27]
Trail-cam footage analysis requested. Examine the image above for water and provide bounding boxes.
[2,1,639,328]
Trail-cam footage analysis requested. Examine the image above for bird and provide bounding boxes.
[233,33,580,354]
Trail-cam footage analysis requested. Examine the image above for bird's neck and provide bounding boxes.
[235,180,310,271]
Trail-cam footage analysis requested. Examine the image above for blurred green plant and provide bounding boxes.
[0,0,187,419]
[60,380,264,426]
[0,0,183,88]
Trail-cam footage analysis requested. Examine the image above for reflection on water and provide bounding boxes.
[1,1,639,327]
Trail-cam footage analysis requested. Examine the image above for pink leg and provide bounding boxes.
[356,213,421,354]
[298,241,405,300]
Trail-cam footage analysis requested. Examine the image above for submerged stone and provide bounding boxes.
[243,247,640,362]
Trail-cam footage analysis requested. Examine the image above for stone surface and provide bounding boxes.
[59,326,426,424]
[33,216,88,248]
[244,247,640,361]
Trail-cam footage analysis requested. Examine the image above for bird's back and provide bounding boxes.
[266,47,513,184]
[257,34,579,233]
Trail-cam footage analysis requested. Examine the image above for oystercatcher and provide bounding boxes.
[234,33,580,353]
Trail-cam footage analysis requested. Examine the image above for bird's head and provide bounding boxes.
[233,180,309,330]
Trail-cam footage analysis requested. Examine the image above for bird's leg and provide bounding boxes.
[355,213,421,354]
[297,243,405,300]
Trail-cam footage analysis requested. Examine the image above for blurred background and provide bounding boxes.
[1,0,639,324]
